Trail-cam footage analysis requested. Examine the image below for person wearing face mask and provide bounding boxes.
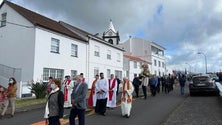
[0,77,17,119]
[44,78,64,125]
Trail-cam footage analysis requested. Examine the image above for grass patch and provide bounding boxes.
[15,98,46,108]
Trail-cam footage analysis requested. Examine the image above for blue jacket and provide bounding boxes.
[150,77,158,86]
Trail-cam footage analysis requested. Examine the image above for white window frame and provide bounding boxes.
[134,61,137,68]
[71,70,78,80]
[117,53,120,62]
[71,44,78,57]
[1,13,7,27]
[154,59,157,66]
[43,68,64,81]
[107,69,111,78]
[115,70,122,80]
[162,62,165,68]
[94,68,99,77]
[94,46,100,57]
[51,38,60,53]
[107,50,111,60]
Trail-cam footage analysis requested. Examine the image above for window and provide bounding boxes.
[134,61,137,68]
[107,50,111,60]
[71,70,77,80]
[140,62,143,68]
[94,68,99,77]
[154,59,157,66]
[107,69,111,78]
[71,44,78,57]
[51,38,60,53]
[117,53,120,62]
[1,13,7,27]
[158,61,161,67]
[94,46,100,57]
[43,68,64,81]
[108,39,113,44]
[115,70,122,80]
[162,62,165,68]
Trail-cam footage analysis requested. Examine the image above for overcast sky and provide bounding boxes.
[2,0,222,74]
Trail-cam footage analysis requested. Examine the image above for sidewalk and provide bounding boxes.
[15,103,45,113]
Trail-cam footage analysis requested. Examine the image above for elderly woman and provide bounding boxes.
[1,77,17,118]
[121,77,134,118]
[44,78,64,125]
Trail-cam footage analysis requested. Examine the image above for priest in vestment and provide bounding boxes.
[95,72,108,116]
[88,74,99,107]
[121,77,134,118]
[62,75,74,108]
[107,74,117,108]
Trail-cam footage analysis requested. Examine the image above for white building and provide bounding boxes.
[123,54,148,81]
[0,1,124,97]
[119,37,166,76]
[60,21,124,86]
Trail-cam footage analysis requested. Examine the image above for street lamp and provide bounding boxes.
[185,62,191,74]
[197,52,207,74]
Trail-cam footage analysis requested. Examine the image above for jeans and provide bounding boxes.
[1,97,16,116]
[69,106,85,125]
[180,86,185,95]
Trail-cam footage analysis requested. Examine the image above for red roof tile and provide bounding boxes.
[123,54,145,62]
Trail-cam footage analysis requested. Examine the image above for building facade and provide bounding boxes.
[0,1,124,97]
[119,37,166,76]
[123,54,148,81]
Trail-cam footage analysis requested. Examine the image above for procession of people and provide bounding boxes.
[0,63,181,125]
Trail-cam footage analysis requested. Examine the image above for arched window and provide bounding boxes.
[108,39,113,44]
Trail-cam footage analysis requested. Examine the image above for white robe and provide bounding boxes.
[95,78,108,99]
[107,79,117,108]
[121,81,134,116]
[62,80,74,108]
[142,77,149,86]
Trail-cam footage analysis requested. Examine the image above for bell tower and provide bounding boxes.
[103,19,120,45]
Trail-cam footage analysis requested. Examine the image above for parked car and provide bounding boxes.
[210,75,220,82]
[189,75,219,96]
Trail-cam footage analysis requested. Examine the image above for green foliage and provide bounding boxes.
[29,82,47,99]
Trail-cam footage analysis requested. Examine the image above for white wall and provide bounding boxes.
[0,4,35,83]
[151,53,166,76]
[33,28,88,82]
[128,60,142,81]
[87,38,123,87]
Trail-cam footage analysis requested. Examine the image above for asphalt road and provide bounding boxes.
[1,85,222,125]
[77,87,187,125]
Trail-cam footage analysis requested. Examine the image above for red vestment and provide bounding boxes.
[63,80,71,102]
[108,79,116,101]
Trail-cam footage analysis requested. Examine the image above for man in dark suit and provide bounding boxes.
[69,75,88,125]
[132,74,141,98]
